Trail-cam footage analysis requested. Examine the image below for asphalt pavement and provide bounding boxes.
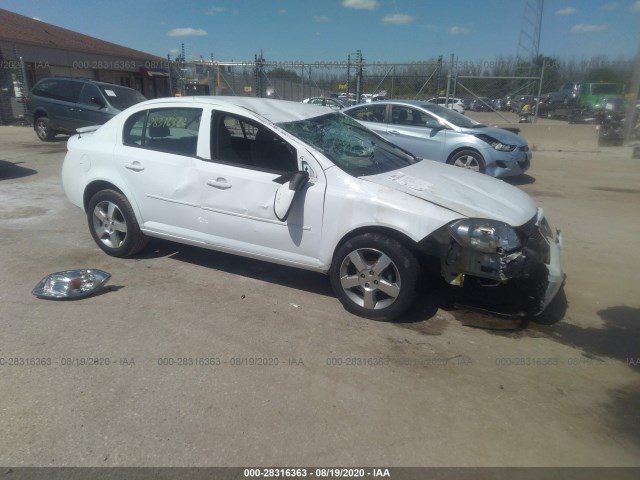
[1,124,639,468]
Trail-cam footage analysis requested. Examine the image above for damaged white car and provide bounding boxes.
[62,97,564,320]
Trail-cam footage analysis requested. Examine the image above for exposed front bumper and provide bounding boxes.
[433,209,565,317]
[536,229,565,315]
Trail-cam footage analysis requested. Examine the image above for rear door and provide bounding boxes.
[116,106,205,237]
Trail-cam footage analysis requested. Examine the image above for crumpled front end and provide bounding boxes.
[424,208,565,316]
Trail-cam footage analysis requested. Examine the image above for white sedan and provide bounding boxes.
[62,97,564,320]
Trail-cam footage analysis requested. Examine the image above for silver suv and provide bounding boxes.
[25,77,146,141]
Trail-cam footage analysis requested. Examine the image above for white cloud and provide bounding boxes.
[382,13,415,24]
[167,28,208,37]
[169,48,180,55]
[570,24,608,32]
[555,7,576,15]
[32,16,43,21]
[449,26,470,35]
[599,2,619,10]
[630,0,640,12]
[341,0,378,11]
[279,9,287,14]
[206,6,226,15]
[314,15,330,23]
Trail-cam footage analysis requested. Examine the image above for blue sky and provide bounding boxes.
[2,0,639,63]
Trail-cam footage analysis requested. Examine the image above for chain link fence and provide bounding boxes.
[0,51,27,124]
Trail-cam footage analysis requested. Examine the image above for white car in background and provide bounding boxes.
[427,97,466,114]
[301,97,346,110]
[62,97,564,320]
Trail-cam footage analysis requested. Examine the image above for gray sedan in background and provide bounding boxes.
[343,100,531,177]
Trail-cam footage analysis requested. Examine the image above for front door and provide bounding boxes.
[386,105,446,161]
[194,111,327,267]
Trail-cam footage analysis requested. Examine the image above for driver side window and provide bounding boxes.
[78,84,102,106]
[211,113,297,173]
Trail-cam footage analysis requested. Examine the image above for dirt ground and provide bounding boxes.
[0,123,639,468]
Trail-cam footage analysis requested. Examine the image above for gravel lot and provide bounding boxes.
[1,123,639,468]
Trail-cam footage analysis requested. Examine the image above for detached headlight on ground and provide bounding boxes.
[476,134,516,152]
[32,269,111,300]
[448,219,521,253]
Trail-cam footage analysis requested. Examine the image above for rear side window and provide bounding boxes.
[123,108,202,157]
[32,79,82,103]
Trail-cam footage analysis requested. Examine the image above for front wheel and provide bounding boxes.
[329,233,419,320]
[448,150,486,173]
[87,190,148,257]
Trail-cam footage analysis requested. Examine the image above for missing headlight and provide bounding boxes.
[32,269,111,300]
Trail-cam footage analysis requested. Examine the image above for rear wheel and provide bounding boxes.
[448,150,486,173]
[35,117,55,141]
[87,190,148,257]
[330,233,419,320]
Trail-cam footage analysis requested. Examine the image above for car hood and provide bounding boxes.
[361,160,537,227]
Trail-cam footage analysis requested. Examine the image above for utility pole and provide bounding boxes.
[167,54,173,96]
[254,51,266,97]
[355,50,363,103]
[444,54,454,106]
[347,53,351,99]
[435,55,443,99]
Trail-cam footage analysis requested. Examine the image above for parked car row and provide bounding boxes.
[545,82,626,119]
[459,95,541,114]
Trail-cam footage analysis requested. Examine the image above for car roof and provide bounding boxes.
[132,96,333,123]
[36,76,135,89]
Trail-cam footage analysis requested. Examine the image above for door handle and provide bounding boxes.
[207,178,232,190]
[124,162,145,172]
[388,130,401,135]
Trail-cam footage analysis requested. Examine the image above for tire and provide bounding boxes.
[35,117,55,142]
[329,233,419,321]
[448,150,486,173]
[87,189,148,257]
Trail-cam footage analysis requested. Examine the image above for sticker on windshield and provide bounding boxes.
[388,172,434,192]
[104,89,117,97]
